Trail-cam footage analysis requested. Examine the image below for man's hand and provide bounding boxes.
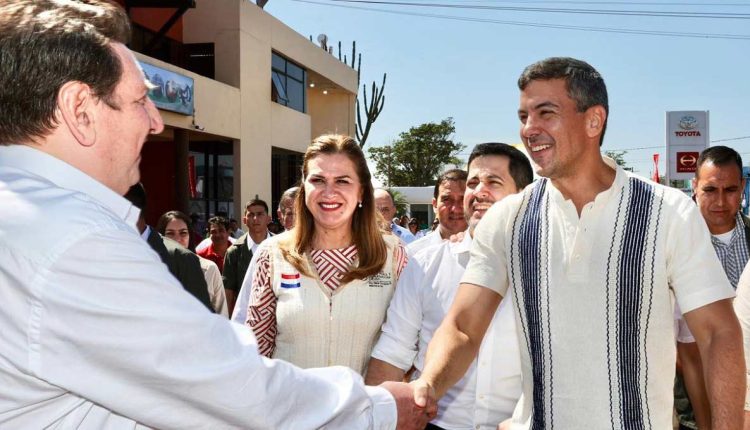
[380,381,436,430]
[409,378,437,410]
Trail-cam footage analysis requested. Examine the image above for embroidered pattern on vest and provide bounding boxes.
[310,246,358,292]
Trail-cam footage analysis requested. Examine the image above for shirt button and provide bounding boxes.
[574,254,581,261]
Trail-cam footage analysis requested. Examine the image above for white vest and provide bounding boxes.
[271,235,399,375]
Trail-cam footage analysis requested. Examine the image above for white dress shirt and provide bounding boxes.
[0,145,396,429]
[372,232,522,429]
[232,248,262,324]
[246,231,272,253]
[407,229,444,255]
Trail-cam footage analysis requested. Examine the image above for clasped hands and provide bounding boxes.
[380,379,437,430]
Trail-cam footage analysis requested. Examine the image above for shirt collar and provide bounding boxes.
[141,224,152,241]
[450,229,473,255]
[246,231,271,250]
[547,155,625,209]
[0,145,140,228]
[711,214,743,247]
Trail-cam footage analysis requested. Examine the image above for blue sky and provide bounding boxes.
[264,0,749,178]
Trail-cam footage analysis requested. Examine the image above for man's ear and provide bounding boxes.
[56,81,97,147]
[585,105,607,140]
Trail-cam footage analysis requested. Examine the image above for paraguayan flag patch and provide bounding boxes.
[280,272,301,289]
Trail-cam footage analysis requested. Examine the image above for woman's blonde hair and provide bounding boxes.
[280,134,387,283]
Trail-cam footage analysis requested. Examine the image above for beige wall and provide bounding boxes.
[181,0,241,87]
[309,90,356,139]
[180,0,358,211]
[271,104,311,153]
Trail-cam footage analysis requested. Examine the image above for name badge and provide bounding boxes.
[366,272,391,288]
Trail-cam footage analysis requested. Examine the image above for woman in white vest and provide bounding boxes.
[244,134,407,375]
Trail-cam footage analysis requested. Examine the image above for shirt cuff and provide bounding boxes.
[365,385,397,430]
[371,334,417,371]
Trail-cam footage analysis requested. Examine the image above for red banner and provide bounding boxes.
[652,154,660,183]
[188,155,197,199]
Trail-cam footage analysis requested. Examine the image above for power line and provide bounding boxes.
[712,135,750,142]
[290,0,750,40]
[317,0,750,19]
[423,1,750,5]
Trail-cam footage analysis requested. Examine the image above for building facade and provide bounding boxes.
[120,0,358,231]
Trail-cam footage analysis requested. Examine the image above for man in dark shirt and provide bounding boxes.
[124,184,213,311]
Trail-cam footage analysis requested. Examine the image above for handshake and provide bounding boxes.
[380,379,438,430]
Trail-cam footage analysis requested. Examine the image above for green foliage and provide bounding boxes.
[603,150,628,167]
[368,118,465,186]
[388,189,409,215]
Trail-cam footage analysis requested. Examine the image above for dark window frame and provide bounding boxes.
[271,52,306,113]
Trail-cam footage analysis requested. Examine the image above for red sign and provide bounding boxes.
[188,155,197,199]
[676,151,699,173]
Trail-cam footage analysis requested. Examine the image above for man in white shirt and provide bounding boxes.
[410,57,743,429]
[367,143,533,430]
[375,188,417,244]
[675,145,750,429]
[408,169,468,255]
[0,1,433,428]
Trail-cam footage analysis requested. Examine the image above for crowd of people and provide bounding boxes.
[1,1,750,429]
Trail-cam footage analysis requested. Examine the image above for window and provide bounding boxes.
[271,52,306,113]
[189,141,235,230]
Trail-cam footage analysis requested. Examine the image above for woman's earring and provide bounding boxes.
[358,201,363,208]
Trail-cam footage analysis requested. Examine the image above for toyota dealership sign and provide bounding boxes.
[666,111,709,181]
